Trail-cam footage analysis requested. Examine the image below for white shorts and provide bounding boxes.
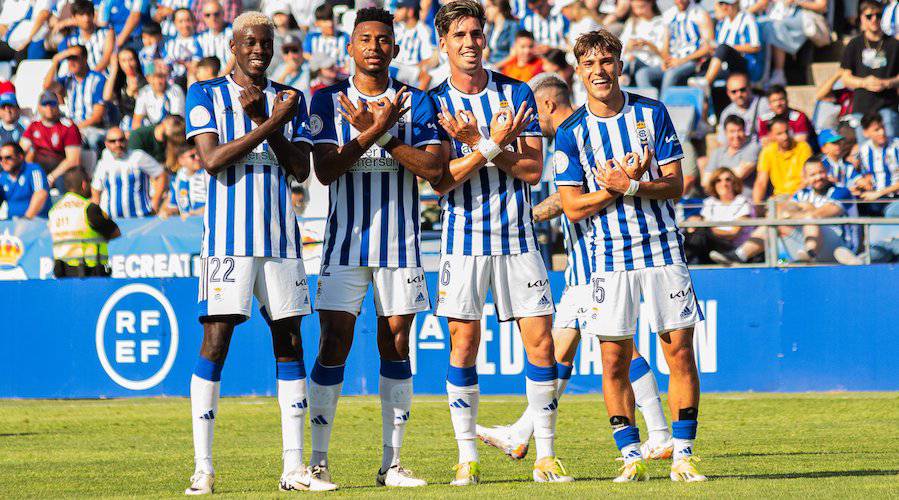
[553,284,590,330]
[198,256,311,322]
[435,252,555,322]
[579,263,703,340]
[314,265,430,317]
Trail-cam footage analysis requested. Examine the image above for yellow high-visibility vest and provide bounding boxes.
[48,192,108,267]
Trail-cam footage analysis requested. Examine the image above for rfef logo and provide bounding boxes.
[95,284,179,390]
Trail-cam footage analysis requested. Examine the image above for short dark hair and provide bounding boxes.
[197,56,221,74]
[768,115,790,130]
[354,7,395,32]
[63,168,89,193]
[1,141,24,156]
[314,3,334,21]
[573,29,622,62]
[723,114,746,130]
[174,7,194,20]
[861,112,884,130]
[515,29,535,41]
[142,21,162,36]
[435,0,486,38]
[530,74,571,107]
[71,0,94,16]
[766,84,787,98]
[859,0,883,13]
[69,44,88,59]
[543,48,569,69]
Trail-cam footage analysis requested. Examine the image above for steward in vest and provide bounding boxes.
[48,169,120,277]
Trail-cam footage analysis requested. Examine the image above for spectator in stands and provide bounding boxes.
[291,179,308,217]
[485,0,520,66]
[197,0,235,75]
[755,0,828,86]
[22,91,82,189]
[44,45,107,152]
[753,115,813,207]
[595,0,632,36]
[693,0,762,90]
[271,36,309,89]
[619,0,666,88]
[0,0,54,59]
[658,0,715,94]
[757,85,815,148]
[542,48,577,88]
[91,127,167,218]
[499,30,545,81]
[304,4,351,72]
[884,0,899,37]
[841,0,899,137]
[103,48,146,131]
[0,93,25,146]
[195,56,222,82]
[393,0,439,90]
[138,22,165,76]
[99,0,152,50]
[265,1,302,72]
[164,8,204,84]
[309,54,345,95]
[48,168,121,278]
[814,70,854,129]
[520,0,570,53]
[703,115,761,189]
[133,61,186,128]
[684,166,754,263]
[59,0,114,74]
[713,157,860,264]
[129,114,187,169]
[556,0,602,50]
[0,142,50,219]
[857,112,899,213]
[160,145,206,219]
[718,72,768,144]
[819,128,864,188]
[154,0,199,38]
[869,202,899,261]
[193,0,241,32]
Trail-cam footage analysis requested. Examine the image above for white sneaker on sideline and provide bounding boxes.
[184,472,214,495]
[376,465,427,487]
[280,466,339,492]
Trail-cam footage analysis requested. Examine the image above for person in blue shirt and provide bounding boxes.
[0,93,25,146]
[0,142,50,219]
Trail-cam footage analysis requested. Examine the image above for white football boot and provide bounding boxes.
[376,465,427,487]
[184,471,214,495]
[476,424,529,460]
[280,466,339,492]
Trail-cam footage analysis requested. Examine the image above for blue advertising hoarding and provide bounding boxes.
[1,265,896,398]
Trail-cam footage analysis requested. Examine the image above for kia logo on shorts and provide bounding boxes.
[95,284,179,391]
[527,279,549,288]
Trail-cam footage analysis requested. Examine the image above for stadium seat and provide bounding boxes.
[812,100,842,133]
[660,86,704,127]
[11,59,53,114]
[785,85,817,118]
[811,62,841,87]
[621,86,659,100]
[668,105,697,140]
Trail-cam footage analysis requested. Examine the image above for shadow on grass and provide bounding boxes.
[713,450,885,458]
[711,469,899,480]
[0,432,38,437]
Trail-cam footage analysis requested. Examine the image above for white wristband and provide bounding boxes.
[477,137,503,161]
[624,178,640,196]
[376,133,392,147]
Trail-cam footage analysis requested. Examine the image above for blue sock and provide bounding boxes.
[276,360,306,381]
[194,357,223,382]
[672,419,698,459]
[613,424,642,462]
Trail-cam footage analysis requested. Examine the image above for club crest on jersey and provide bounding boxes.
[309,114,323,136]
[553,150,569,175]
[636,121,649,145]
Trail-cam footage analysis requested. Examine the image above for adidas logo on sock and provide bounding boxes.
[310,415,329,425]
[537,295,550,306]
[395,411,410,423]
[625,449,642,460]
[199,409,215,420]
[449,398,470,409]
[680,446,693,456]
[543,398,558,411]
[291,399,308,410]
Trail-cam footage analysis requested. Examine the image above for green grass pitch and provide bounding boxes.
[2,393,898,498]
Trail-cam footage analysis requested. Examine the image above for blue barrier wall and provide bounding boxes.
[1,266,897,398]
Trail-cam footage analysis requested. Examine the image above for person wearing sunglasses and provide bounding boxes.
[841,0,899,138]
[21,90,83,190]
[0,142,50,219]
[716,72,768,145]
[158,145,206,219]
[684,166,754,263]
[271,34,310,91]
[90,127,168,218]
[196,0,235,76]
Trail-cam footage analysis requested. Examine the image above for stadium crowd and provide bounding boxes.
[0,0,898,265]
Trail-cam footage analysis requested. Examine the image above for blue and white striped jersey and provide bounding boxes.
[310,78,441,268]
[196,25,233,68]
[715,12,760,72]
[98,0,150,36]
[186,76,313,258]
[561,205,593,286]
[157,0,195,38]
[394,22,435,66]
[303,30,351,69]
[165,34,203,79]
[860,138,899,191]
[138,42,165,75]
[56,71,106,124]
[173,167,207,213]
[519,12,569,49]
[429,70,543,256]
[792,185,858,250]
[822,155,862,187]
[554,92,686,272]
[510,0,531,19]
[664,3,708,60]
[91,149,164,218]
[59,28,111,71]
[883,0,899,36]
